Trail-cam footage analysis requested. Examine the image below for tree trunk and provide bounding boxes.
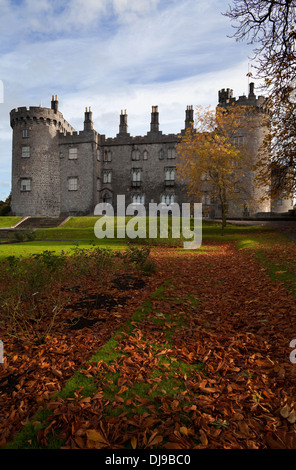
[219,187,227,236]
[221,207,226,236]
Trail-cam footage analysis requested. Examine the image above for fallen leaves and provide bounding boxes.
[1,241,296,449]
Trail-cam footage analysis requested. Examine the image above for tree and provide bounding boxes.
[224,0,296,199]
[176,105,254,235]
[0,193,11,216]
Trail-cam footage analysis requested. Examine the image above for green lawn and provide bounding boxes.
[0,218,278,259]
[0,240,128,259]
[0,216,23,228]
[35,217,273,242]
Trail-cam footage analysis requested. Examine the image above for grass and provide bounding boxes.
[34,217,273,243]
[0,216,23,228]
[0,240,128,259]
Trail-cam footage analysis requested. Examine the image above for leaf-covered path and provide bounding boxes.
[3,241,296,449]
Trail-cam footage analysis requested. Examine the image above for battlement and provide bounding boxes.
[59,128,99,144]
[218,82,267,112]
[10,101,75,134]
[102,131,179,146]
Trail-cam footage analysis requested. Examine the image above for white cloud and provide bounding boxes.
[0,0,256,198]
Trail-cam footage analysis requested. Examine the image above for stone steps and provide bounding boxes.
[14,216,67,229]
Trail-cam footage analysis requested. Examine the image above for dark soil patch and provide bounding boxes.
[111,274,146,291]
[67,317,106,331]
[65,293,130,313]
[0,374,20,395]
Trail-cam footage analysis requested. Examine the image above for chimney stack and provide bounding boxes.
[150,105,159,132]
[119,109,128,134]
[84,106,94,131]
[185,105,194,129]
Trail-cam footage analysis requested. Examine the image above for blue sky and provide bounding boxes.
[0,0,256,201]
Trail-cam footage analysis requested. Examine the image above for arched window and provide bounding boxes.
[132,194,145,204]
[102,192,112,204]
[161,194,175,205]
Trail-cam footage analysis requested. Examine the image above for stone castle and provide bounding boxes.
[9,83,293,218]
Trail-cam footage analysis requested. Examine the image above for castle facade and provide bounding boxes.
[9,84,293,218]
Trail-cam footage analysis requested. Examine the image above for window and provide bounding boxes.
[131,149,140,161]
[59,152,64,159]
[68,177,78,191]
[69,148,78,159]
[132,169,141,187]
[20,178,31,191]
[168,147,176,159]
[97,149,101,161]
[159,149,164,160]
[161,194,175,205]
[22,129,29,138]
[103,170,112,184]
[233,136,244,147]
[201,194,211,205]
[102,192,112,204]
[96,178,101,191]
[22,146,30,158]
[165,167,175,186]
[143,150,148,160]
[132,194,145,204]
[104,150,112,162]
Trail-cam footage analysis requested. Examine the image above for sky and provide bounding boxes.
[0,0,257,201]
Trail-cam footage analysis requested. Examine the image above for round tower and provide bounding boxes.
[217,82,291,216]
[10,96,74,216]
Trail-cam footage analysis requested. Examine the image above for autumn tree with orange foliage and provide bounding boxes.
[176,104,254,235]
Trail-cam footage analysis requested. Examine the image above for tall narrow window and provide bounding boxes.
[103,170,112,183]
[165,167,175,186]
[97,149,101,161]
[132,169,141,187]
[22,129,29,138]
[104,150,112,162]
[168,147,176,159]
[143,150,148,160]
[69,148,78,159]
[22,146,30,158]
[68,177,78,191]
[131,149,140,161]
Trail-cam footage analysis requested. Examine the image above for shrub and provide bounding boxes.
[13,231,26,242]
